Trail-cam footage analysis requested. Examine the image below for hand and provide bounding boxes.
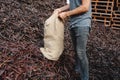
[58,12,69,21]
[53,9,62,14]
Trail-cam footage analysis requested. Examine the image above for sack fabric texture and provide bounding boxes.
[40,12,64,61]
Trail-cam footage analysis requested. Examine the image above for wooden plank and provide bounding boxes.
[116,0,120,7]
[92,1,113,6]
[92,12,112,18]
[112,17,120,21]
[113,11,120,17]
[113,14,120,17]
[92,5,113,10]
[92,17,111,27]
[111,27,120,30]
[111,24,120,29]
[113,11,120,14]
[92,0,114,2]
[93,20,111,27]
[118,3,120,7]
[92,9,112,14]
[92,16,111,21]
[112,10,120,29]
[112,21,120,25]
[92,1,114,12]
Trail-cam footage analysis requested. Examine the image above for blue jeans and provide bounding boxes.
[70,26,90,80]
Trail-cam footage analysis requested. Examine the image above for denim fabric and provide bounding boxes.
[70,26,90,80]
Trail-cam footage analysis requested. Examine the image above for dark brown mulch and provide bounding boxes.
[0,0,120,80]
[88,22,120,80]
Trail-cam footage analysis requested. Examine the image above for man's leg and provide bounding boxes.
[70,28,81,73]
[74,26,90,80]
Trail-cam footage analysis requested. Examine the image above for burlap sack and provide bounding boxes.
[40,12,64,61]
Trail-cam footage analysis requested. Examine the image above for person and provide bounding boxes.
[54,0,91,80]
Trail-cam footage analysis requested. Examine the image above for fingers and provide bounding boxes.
[58,12,68,21]
[53,9,69,22]
[54,9,61,14]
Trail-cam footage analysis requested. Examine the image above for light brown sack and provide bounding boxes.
[40,12,64,61]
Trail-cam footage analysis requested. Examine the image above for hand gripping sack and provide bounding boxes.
[40,12,64,61]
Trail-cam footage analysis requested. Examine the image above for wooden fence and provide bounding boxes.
[92,0,120,29]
